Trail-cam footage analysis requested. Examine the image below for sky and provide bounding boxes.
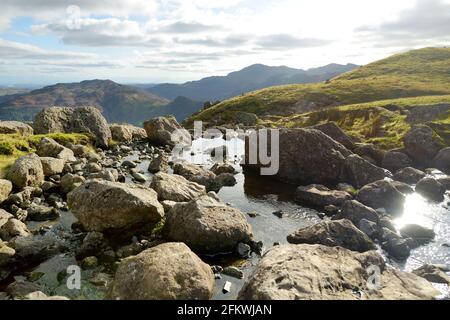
[1,0,450,86]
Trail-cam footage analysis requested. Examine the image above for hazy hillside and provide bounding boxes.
[187,48,450,126]
[148,63,358,101]
[0,80,169,125]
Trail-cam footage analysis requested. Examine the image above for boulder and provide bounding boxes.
[108,243,214,300]
[110,124,147,144]
[245,128,352,185]
[7,154,44,189]
[0,121,33,136]
[33,107,111,148]
[287,219,376,252]
[0,218,30,240]
[60,174,85,194]
[238,244,439,300]
[391,181,414,194]
[173,163,221,192]
[345,155,391,188]
[163,195,254,254]
[295,184,352,208]
[393,167,426,184]
[403,125,444,166]
[382,151,412,173]
[211,163,236,175]
[36,138,75,161]
[432,147,450,173]
[311,122,355,150]
[9,235,62,265]
[357,180,406,214]
[400,224,435,246]
[413,265,450,284]
[0,241,15,267]
[437,176,450,190]
[415,177,446,202]
[382,237,411,261]
[144,116,190,147]
[235,112,258,126]
[150,172,206,202]
[0,209,12,229]
[40,157,65,177]
[0,179,13,204]
[333,200,380,226]
[354,144,386,166]
[148,153,169,173]
[358,219,379,240]
[67,180,164,232]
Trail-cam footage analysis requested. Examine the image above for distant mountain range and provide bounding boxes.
[147,63,359,101]
[0,62,358,125]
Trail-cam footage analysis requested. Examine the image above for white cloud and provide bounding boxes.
[0,38,96,60]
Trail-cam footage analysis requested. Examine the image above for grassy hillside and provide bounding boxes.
[264,95,450,149]
[187,47,450,126]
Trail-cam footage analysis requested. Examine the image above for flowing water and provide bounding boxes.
[3,136,449,300]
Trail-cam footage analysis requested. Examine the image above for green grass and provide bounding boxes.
[261,95,450,149]
[0,133,94,177]
[186,47,450,126]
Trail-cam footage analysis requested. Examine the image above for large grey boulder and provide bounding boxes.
[163,195,254,254]
[60,173,85,194]
[110,124,146,144]
[0,179,13,204]
[108,243,214,300]
[244,129,388,187]
[295,184,352,208]
[238,244,439,300]
[432,147,450,174]
[311,122,355,150]
[150,172,206,202]
[173,163,223,192]
[287,219,376,252]
[333,200,380,226]
[357,180,406,214]
[393,167,426,184]
[382,151,412,173]
[7,154,44,190]
[67,180,164,232]
[36,138,74,161]
[40,157,65,177]
[344,154,391,188]
[403,125,444,166]
[415,177,446,202]
[33,107,112,148]
[0,121,33,136]
[144,116,190,147]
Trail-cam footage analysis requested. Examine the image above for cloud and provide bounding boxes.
[0,38,96,60]
[0,0,158,30]
[355,0,450,47]
[157,21,225,34]
[32,18,165,47]
[175,34,251,47]
[255,34,331,50]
